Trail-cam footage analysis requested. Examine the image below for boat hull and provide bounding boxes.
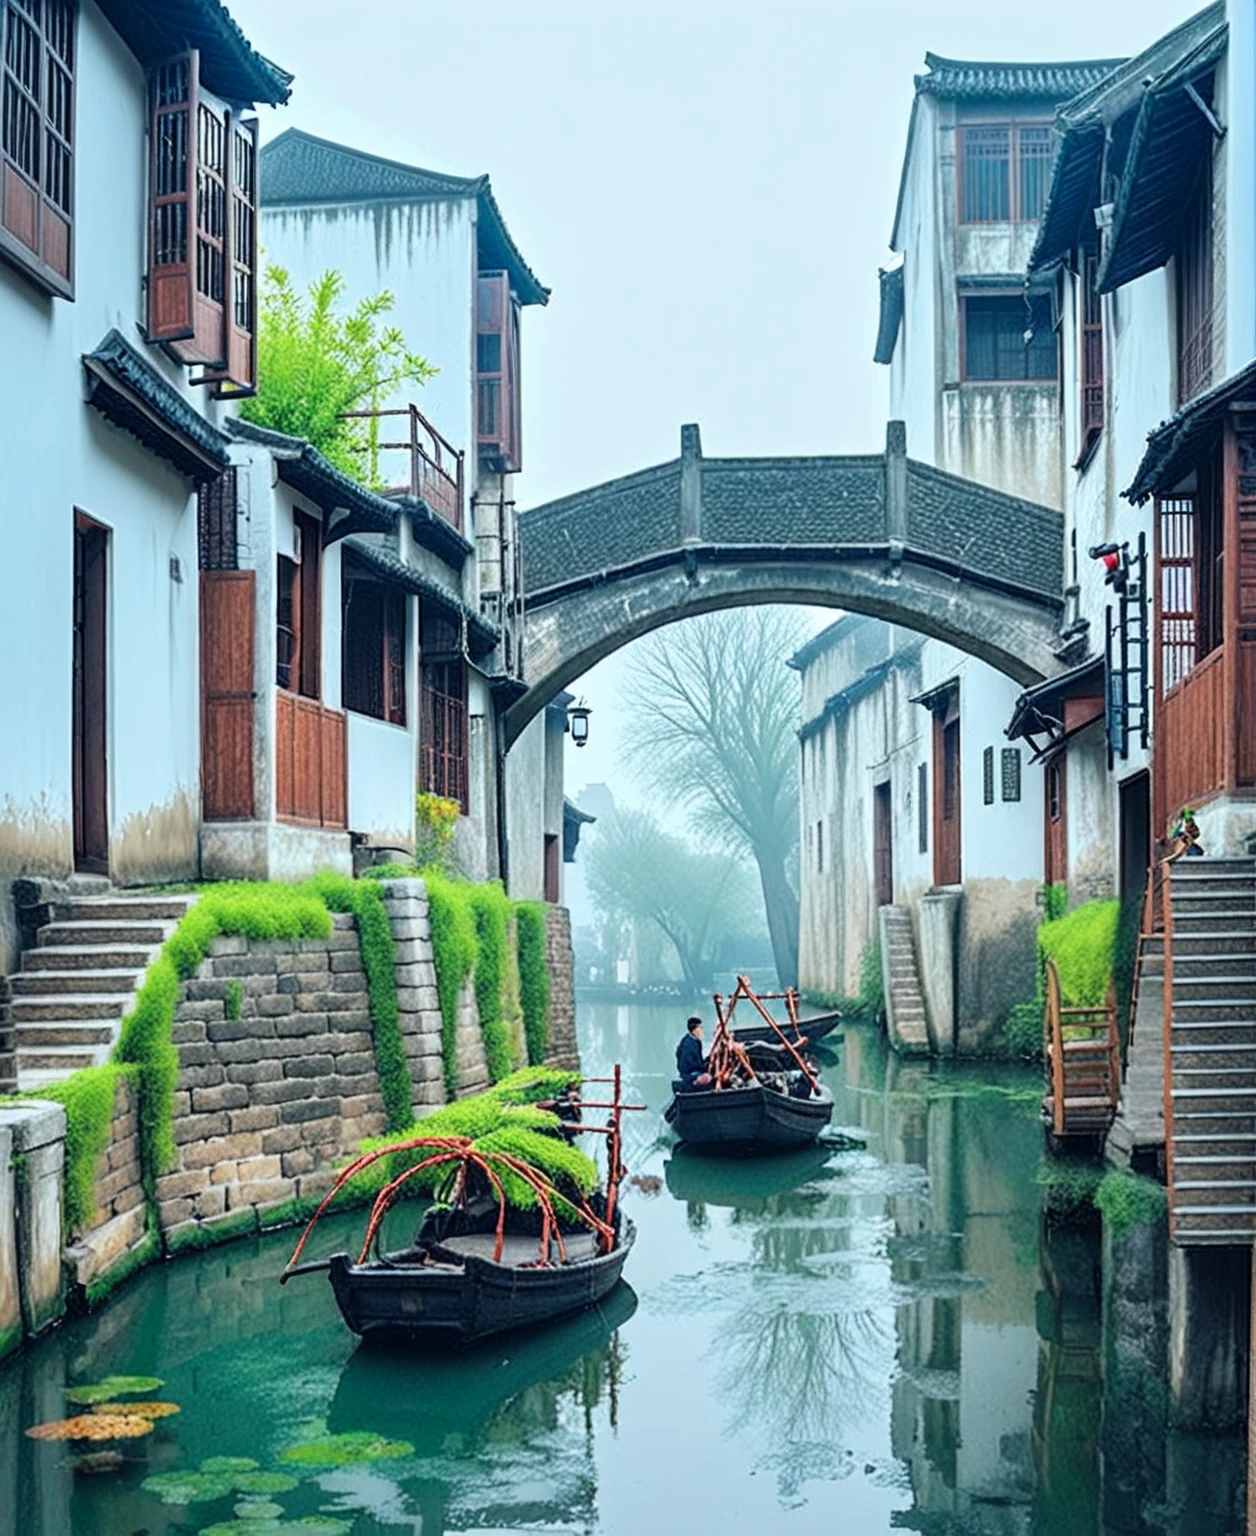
[327,1220,636,1345]
[664,1083,834,1152]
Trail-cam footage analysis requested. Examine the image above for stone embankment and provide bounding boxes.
[0,879,577,1357]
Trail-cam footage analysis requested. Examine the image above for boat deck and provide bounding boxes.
[434,1230,602,1267]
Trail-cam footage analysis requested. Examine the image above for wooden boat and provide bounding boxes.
[282,1068,643,1346]
[664,1141,838,1205]
[326,1200,635,1344]
[731,1008,842,1047]
[664,976,834,1154]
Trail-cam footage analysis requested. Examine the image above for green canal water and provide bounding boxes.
[0,1001,1246,1535]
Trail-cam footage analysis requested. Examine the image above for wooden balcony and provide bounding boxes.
[275,690,347,829]
[339,404,464,531]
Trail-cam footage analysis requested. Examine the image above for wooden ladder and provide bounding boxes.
[1044,957,1120,1141]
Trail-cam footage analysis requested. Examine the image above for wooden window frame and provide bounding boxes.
[1078,244,1105,457]
[197,468,238,571]
[958,120,1052,226]
[1044,753,1067,886]
[476,269,522,471]
[420,655,469,814]
[917,761,928,854]
[960,291,1058,383]
[276,510,321,700]
[1176,160,1214,407]
[0,0,75,297]
[342,567,407,728]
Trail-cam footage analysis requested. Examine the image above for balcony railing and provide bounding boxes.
[340,404,464,532]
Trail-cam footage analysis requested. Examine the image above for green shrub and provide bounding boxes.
[1002,1000,1044,1061]
[468,883,516,1082]
[1095,1169,1167,1239]
[312,873,410,1131]
[415,792,460,873]
[516,902,551,1065]
[225,980,243,1021]
[423,870,478,1098]
[1043,882,1069,922]
[858,936,884,1020]
[1040,899,1120,1006]
[1037,1156,1103,1224]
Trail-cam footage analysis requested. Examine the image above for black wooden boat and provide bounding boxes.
[730,1008,842,1048]
[664,1079,834,1152]
[325,1200,636,1345]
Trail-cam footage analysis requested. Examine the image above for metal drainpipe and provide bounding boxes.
[494,705,510,892]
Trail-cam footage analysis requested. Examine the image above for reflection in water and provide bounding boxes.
[0,999,1245,1535]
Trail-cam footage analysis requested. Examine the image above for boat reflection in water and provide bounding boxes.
[328,1283,636,1533]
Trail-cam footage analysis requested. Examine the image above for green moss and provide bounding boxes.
[468,882,516,1082]
[225,980,243,1022]
[311,874,409,1130]
[21,1063,124,1234]
[859,935,885,1019]
[488,1066,580,1105]
[422,869,478,1098]
[165,1208,258,1255]
[83,1226,161,1309]
[1002,1000,1044,1061]
[515,902,551,1065]
[1095,1169,1167,1239]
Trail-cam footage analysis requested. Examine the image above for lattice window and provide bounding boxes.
[963,293,1057,382]
[1,0,75,294]
[1080,245,1104,444]
[983,746,994,805]
[1001,748,1022,803]
[960,122,1051,225]
[197,468,238,571]
[342,569,406,727]
[421,657,468,812]
[1158,496,1197,692]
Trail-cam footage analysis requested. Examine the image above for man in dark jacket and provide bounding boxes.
[675,1016,711,1089]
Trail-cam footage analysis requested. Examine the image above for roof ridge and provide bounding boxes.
[262,127,488,196]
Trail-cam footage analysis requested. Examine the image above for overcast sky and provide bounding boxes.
[230,0,1197,806]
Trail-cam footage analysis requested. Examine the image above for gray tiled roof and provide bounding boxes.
[1125,360,1256,504]
[915,53,1123,100]
[97,0,292,105]
[259,129,549,306]
[344,538,498,656]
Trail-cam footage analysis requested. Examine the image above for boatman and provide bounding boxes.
[675,1016,712,1090]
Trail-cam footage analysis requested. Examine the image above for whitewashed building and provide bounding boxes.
[256,130,566,897]
[799,52,1119,1048]
[0,0,291,972]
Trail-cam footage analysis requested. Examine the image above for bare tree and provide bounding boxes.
[620,606,809,984]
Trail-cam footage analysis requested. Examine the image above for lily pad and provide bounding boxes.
[199,1522,351,1536]
[142,1469,236,1505]
[94,1400,181,1419]
[234,1471,299,1495]
[279,1430,412,1467]
[65,1375,163,1406]
[28,1414,154,1442]
[235,1501,285,1520]
[201,1456,261,1474]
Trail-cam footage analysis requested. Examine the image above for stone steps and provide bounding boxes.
[7,891,193,1088]
[879,906,930,1055]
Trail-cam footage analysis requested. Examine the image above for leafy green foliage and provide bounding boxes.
[488,1066,579,1105]
[279,1431,413,1467]
[515,902,551,1065]
[422,870,478,1098]
[859,936,884,1019]
[1037,1157,1103,1225]
[225,980,243,1022]
[415,792,459,872]
[1002,1001,1044,1061]
[1095,1169,1167,1238]
[1043,883,1069,922]
[66,1376,163,1406]
[468,882,516,1082]
[1040,899,1120,1006]
[239,266,435,482]
[25,1063,125,1233]
[310,874,409,1130]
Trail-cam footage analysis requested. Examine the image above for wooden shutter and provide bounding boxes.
[201,570,255,820]
[1080,248,1104,443]
[296,511,321,700]
[477,270,520,471]
[1157,496,1197,693]
[0,0,75,296]
[148,52,198,341]
[202,112,259,395]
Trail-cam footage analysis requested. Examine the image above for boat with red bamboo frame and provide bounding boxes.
[727,985,841,1048]
[280,1070,643,1345]
[665,976,834,1153]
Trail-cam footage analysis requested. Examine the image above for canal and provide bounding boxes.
[0,1000,1246,1535]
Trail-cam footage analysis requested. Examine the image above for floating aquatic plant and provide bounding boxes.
[279,1430,413,1467]
[93,1400,180,1419]
[65,1375,163,1405]
[143,1469,237,1505]
[234,1471,299,1495]
[200,1456,261,1474]
[199,1521,350,1536]
[234,1500,285,1520]
[27,1414,154,1441]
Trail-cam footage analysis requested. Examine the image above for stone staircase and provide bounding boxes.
[879,905,931,1055]
[5,890,193,1089]
[1162,857,1256,1244]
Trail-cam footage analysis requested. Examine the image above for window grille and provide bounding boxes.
[421,657,468,812]
[0,0,75,294]
[1176,163,1214,405]
[1001,748,1022,803]
[1080,246,1104,443]
[983,746,994,805]
[963,294,1057,381]
[197,469,238,571]
[343,572,406,727]
[1158,496,1197,691]
[960,122,1051,225]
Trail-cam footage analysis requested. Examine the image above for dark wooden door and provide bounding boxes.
[874,781,893,906]
[1119,770,1150,902]
[544,834,560,904]
[73,518,109,872]
[1044,754,1068,887]
[201,570,256,820]
[933,700,962,887]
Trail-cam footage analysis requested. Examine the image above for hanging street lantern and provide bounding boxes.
[568,699,592,747]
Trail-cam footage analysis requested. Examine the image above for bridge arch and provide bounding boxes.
[506,422,1069,745]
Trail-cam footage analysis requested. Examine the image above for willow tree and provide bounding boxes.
[239,266,435,484]
[620,606,809,986]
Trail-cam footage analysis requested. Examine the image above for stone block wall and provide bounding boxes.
[64,1075,150,1296]
[153,914,388,1250]
[544,905,579,1070]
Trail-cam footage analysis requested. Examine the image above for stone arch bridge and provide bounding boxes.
[506,422,1069,745]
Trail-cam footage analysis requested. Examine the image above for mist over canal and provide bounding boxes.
[0,1000,1244,1535]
